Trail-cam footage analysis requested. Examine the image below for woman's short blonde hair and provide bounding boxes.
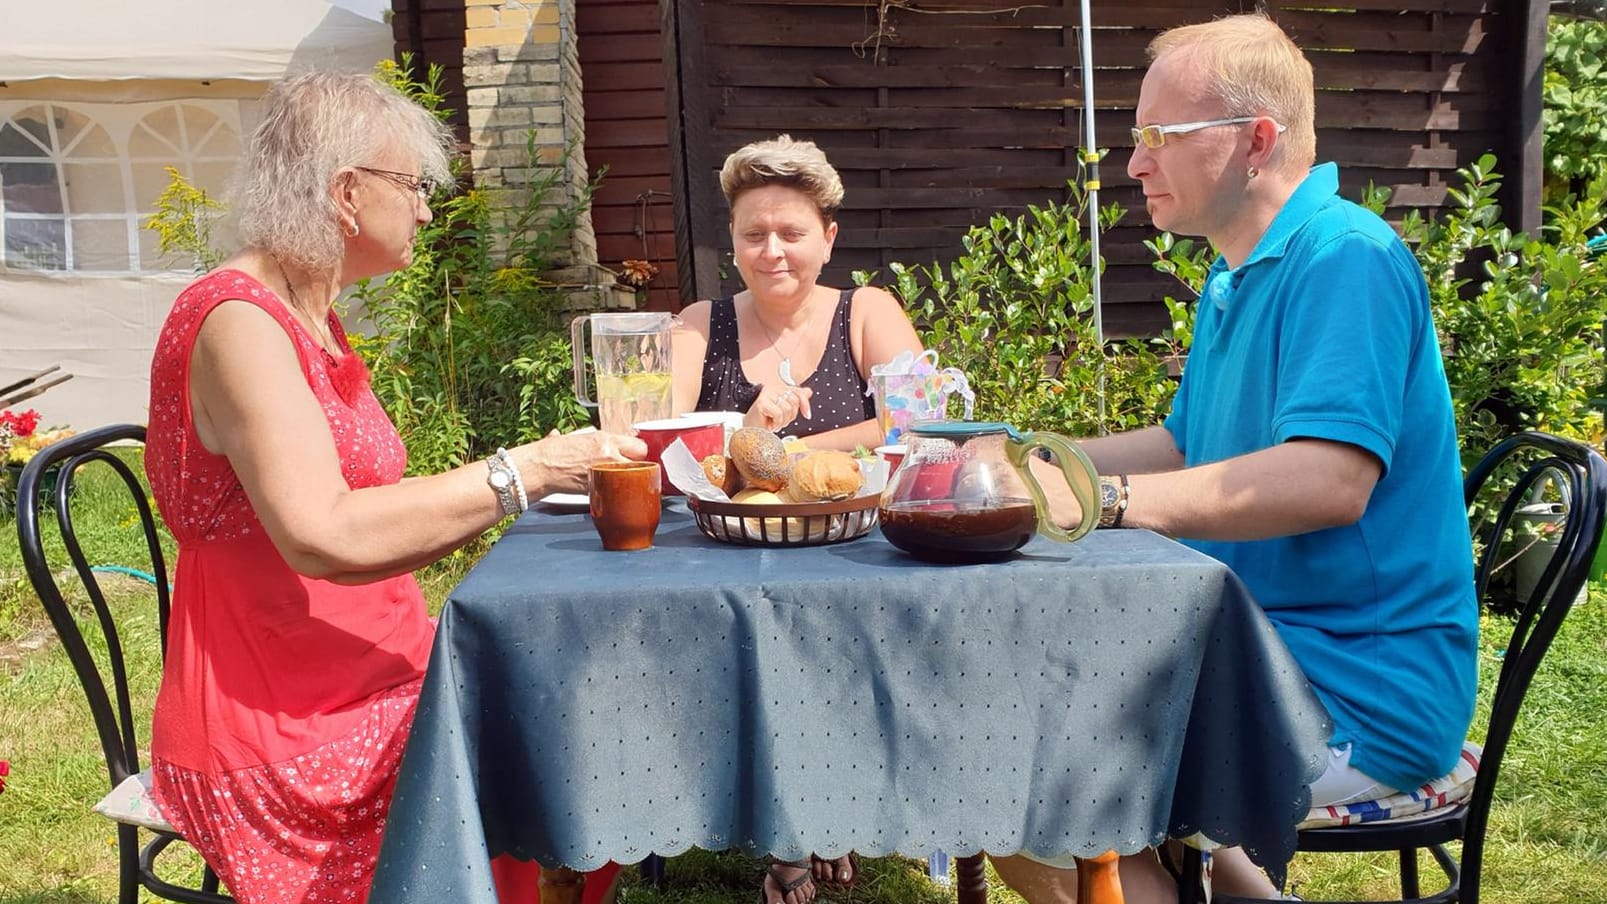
[1148,13,1316,174]
[719,134,845,221]
[233,71,456,275]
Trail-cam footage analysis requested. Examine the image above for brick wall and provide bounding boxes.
[462,0,632,310]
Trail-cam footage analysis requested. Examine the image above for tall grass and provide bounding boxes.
[3,455,1604,902]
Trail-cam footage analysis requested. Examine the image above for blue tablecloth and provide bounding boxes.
[370,504,1331,901]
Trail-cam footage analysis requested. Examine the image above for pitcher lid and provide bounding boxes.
[908,420,1022,441]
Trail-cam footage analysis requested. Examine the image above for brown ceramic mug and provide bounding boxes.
[588,461,662,551]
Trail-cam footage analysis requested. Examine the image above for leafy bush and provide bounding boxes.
[1544,16,1607,203]
[856,173,1192,435]
[1398,155,1607,469]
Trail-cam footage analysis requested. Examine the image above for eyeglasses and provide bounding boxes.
[354,166,438,201]
[1130,117,1287,150]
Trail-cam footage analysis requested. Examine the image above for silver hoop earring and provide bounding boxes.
[1246,166,1259,180]
[346,222,360,238]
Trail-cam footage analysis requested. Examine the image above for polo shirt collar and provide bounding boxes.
[1238,162,1339,270]
[1202,163,1338,309]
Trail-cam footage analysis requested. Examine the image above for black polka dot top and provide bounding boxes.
[694,287,877,437]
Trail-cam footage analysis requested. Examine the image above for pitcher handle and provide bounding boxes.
[1007,431,1100,543]
[571,315,596,407]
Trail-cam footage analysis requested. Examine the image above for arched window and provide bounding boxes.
[0,104,124,270]
[0,101,240,273]
[130,104,240,270]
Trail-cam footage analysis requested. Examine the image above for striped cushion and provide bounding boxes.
[1299,742,1482,829]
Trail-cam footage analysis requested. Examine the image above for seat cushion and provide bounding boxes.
[93,768,177,833]
[1299,741,1481,829]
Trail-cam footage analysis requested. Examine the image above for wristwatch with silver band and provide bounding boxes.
[485,449,525,516]
[1097,473,1129,529]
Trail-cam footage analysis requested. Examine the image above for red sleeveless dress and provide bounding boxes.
[144,270,436,903]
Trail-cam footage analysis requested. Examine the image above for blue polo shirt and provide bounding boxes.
[1163,163,1477,791]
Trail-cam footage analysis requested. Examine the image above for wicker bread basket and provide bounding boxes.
[686,493,880,547]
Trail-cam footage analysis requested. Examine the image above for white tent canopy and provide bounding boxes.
[0,1,394,433]
[0,0,393,84]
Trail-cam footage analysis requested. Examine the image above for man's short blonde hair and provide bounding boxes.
[719,134,845,221]
[1148,13,1316,174]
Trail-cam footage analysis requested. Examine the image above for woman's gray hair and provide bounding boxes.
[233,70,456,275]
[719,134,845,221]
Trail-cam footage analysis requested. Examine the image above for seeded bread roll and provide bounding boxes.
[728,427,791,492]
[787,450,863,502]
[701,453,743,496]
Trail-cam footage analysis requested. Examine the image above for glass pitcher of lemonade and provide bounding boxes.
[571,312,677,435]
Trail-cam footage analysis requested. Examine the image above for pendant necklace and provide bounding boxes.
[274,256,337,358]
[755,300,814,387]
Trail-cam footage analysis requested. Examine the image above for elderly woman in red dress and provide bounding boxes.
[143,71,643,903]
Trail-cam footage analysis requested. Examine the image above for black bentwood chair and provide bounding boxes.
[1186,431,1607,904]
[16,424,233,903]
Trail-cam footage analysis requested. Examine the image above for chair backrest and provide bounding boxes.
[15,424,167,792]
[1459,431,1607,893]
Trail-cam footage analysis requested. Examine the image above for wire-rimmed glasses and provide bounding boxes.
[354,165,439,201]
[1130,117,1287,149]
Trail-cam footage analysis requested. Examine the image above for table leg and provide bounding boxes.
[956,853,988,904]
[1076,851,1124,904]
[539,866,585,904]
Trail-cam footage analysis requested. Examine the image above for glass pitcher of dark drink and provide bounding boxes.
[878,421,1100,562]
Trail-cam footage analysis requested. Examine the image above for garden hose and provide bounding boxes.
[89,564,168,590]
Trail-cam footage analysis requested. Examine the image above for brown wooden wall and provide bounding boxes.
[578,0,681,312]
[664,0,1534,336]
[391,0,469,142]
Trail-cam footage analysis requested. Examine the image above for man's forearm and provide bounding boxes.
[1074,425,1186,475]
[1127,439,1381,540]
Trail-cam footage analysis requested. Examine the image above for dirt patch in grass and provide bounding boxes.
[0,622,54,675]
[0,570,158,675]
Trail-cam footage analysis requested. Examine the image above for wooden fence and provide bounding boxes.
[396,0,1546,332]
[663,0,1543,334]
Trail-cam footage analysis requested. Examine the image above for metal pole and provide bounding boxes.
[1077,0,1108,429]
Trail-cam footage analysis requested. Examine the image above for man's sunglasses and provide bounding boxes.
[1130,117,1286,150]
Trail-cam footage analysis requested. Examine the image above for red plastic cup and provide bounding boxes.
[633,415,726,495]
[875,444,908,474]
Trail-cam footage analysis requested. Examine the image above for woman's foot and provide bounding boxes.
[760,859,816,904]
[810,853,857,887]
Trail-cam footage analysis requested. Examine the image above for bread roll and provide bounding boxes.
[728,427,791,492]
[788,450,863,502]
[701,453,743,496]
[732,488,785,505]
[732,488,806,540]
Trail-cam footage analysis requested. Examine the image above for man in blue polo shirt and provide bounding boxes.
[997,12,1477,903]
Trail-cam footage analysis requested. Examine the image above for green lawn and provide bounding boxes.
[2,455,1604,903]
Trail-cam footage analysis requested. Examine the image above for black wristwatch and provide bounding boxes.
[1097,474,1129,529]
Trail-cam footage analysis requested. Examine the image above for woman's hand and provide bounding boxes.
[513,429,648,496]
[745,384,813,431]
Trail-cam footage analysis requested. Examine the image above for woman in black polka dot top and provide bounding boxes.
[671,134,924,453]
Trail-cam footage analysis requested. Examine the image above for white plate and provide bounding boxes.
[537,492,590,509]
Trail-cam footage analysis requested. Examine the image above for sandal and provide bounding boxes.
[810,852,860,888]
[760,859,815,904]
